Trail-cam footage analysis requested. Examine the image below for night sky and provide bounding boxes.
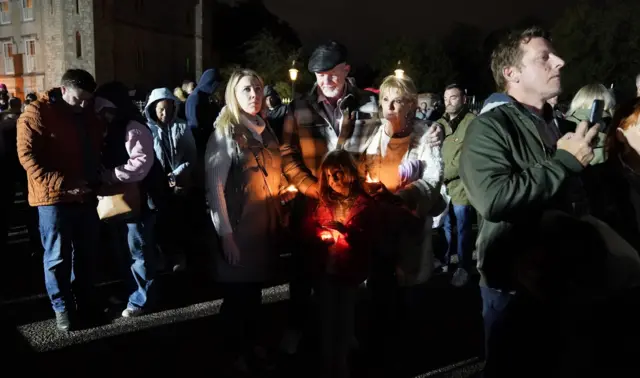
[259,0,577,63]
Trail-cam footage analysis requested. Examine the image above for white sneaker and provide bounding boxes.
[121,307,144,318]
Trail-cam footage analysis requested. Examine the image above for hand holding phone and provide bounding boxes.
[588,99,605,132]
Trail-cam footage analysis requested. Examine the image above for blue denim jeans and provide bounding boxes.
[480,287,570,377]
[443,204,475,268]
[38,203,100,313]
[111,212,157,310]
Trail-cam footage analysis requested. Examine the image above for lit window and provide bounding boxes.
[24,39,36,73]
[22,0,33,22]
[3,42,14,74]
[0,1,11,25]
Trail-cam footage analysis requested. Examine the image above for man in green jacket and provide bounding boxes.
[437,83,476,287]
[459,27,599,377]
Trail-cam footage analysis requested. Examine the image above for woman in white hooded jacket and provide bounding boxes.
[145,88,197,271]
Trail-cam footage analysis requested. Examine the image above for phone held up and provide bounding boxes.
[588,99,605,132]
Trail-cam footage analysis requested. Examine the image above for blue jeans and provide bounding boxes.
[481,287,570,377]
[38,203,100,313]
[111,213,157,310]
[443,204,475,268]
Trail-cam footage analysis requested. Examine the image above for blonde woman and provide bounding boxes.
[363,75,443,284]
[566,83,616,164]
[205,69,290,374]
[360,74,443,373]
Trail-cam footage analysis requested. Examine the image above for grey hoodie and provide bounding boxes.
[145,88,197,187]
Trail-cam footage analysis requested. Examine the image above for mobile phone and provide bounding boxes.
[589,99,605,131]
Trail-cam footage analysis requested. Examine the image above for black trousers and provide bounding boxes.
[220,283,263,357]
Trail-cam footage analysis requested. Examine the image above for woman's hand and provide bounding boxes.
[221,233,241,266]
[279,187,298,205]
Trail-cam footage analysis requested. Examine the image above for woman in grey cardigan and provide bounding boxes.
[204,69,292,374]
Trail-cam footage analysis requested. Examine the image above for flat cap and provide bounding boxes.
[308,41,348,73]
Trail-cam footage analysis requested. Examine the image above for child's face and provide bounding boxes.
[326,168,350,196]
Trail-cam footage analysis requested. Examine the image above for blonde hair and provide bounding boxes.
[215,69,265,134]
[379,75,418,111]
[568,83,616,116]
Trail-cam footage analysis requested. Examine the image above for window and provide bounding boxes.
[75,0,79,14]
[1,1,11,25]
[22,0,33,22]
[24,39,36,73]
[75,31,82,58]
[3,42,14,74]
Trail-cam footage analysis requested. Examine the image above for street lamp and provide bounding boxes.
[289,60,299,99]
[394,60,404,79]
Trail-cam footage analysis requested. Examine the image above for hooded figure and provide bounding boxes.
[263,85,287,141]
[145,88,197,190]
[185,68,221,155]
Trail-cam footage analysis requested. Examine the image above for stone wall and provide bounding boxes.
[42,0,65,89]
[42,0,96,88]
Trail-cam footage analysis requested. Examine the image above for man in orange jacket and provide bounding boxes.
[17,69,104,331]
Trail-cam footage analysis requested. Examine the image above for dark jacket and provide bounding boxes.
[437,108,476,206]
[583,155,640,252]
[460,100,586,290]
[185,69,221,150]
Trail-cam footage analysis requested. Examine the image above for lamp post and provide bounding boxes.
[289,60,299,100]
[394,60,404,79]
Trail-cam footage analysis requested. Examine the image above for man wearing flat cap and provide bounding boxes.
[279,40,380,356]
[280,40,379,197]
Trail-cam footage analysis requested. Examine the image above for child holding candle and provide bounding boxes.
[309,149,420,378]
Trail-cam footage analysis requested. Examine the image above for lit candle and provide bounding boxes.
[320,230,335,243]
[366,173,379,183]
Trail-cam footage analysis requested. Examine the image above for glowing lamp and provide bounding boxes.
[394,60,404,79]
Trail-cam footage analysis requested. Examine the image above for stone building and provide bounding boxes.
[0,0,213,99]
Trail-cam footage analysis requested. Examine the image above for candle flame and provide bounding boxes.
[320,230,334,242]
[366,173,379,183]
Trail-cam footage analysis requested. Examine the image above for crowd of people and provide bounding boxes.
[1,25,640,378]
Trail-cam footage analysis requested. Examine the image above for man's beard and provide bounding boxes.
[320,85,342,99]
